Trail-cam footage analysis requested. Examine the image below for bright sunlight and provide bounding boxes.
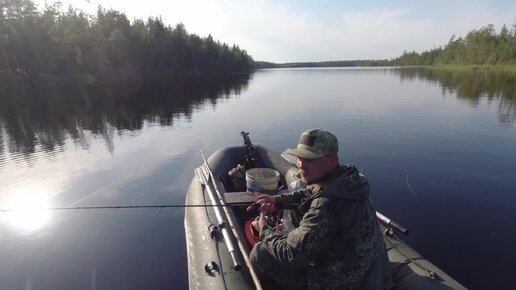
[3,187,51,231]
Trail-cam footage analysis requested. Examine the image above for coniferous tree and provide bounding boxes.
[0,0,254,77]
[394,23,516,66]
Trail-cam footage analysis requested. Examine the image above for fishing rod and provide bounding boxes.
[0,203,408,236]
[0,202,260,213]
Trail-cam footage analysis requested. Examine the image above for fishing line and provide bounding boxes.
[68,183,114,207]
[131,189,152,204]
[406,174,417,197]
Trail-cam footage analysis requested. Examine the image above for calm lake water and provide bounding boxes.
[1,67,515,290]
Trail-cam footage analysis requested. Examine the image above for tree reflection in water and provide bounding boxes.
[396,67,516,125]
[0,75,251,157]
[1,68,515,158]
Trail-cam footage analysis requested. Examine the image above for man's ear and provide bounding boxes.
[328,155,338,168]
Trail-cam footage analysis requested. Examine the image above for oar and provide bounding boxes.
[376,211,408,235]
[195,165,242,271]
[199,151,264,290]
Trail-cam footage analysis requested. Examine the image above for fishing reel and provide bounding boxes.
[244,211,288,247]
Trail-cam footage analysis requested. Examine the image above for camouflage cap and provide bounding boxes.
[284,128,338,159]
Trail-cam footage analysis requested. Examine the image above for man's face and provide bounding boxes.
[296,155,336,185]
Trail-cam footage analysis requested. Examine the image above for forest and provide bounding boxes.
[393,24,516,66]
[0,0,255,77]
[2,0,515,73]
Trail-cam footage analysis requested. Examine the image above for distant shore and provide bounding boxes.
[256,62,516,72]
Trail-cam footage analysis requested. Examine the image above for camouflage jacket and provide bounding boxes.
[259,164,392,290]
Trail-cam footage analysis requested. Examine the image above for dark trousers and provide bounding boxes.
[250,241,308,290]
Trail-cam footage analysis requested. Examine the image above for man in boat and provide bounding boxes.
[249,128,392,290]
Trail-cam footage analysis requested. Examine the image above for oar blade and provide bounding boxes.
[194,164,211,186]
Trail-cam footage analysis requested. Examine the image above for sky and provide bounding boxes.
[33,0,516,63]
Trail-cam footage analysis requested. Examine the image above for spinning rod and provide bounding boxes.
[0,202,259,213]
[0,203,408,235]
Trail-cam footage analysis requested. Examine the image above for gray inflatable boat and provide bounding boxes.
[185,139,467,290]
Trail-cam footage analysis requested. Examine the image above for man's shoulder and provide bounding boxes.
[322,165,369,201]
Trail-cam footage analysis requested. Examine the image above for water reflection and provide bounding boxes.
[396,67,516,125]
[4,185,50,231]
[0,75,251,158]
[0,68,514,289]
[1,69,514,161]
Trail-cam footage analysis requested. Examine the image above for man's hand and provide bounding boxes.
[246,194,277,214]
[258,212,267,232]
[256,194,277,213]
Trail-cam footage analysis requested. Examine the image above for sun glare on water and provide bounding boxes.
[3,188,51,231]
